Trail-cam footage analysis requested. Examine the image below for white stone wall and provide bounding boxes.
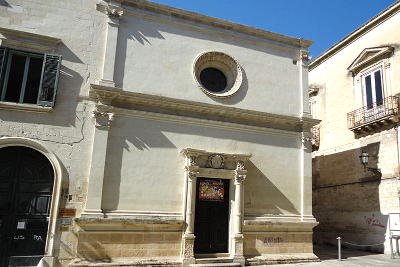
[0,0,314,264]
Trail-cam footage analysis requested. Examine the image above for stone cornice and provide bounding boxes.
[90,84,320,133]
[181,148,251,162]
[118,0,312,49]
[310,1,400,70]
[0,27,61,53]
[75,216,184,231]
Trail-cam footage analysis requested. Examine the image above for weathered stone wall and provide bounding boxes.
[309,4,400,254]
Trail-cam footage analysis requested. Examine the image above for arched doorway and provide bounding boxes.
[0,146,54,266]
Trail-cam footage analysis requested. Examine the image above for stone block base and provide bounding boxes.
[246,253,319,265]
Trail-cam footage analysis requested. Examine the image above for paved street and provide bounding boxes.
[260,245,400,267]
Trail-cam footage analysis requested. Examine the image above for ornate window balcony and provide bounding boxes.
[347,96,400,132]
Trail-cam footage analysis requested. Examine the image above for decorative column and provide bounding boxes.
[233,160,247,264]
[100,0,123,87]
[182,156,199,267]
[82,90,118,217]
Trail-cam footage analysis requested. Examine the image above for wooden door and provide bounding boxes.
[0,147,54,266]
[194,178,230,254]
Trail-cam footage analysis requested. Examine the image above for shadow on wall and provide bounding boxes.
[312,142,388,253]
[113,14,296,94]
[245,161,299,215]
[0,0,10,7]
[101,115,299,211]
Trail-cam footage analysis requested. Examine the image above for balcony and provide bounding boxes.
[311,125,320,151]
[347,96,400,132]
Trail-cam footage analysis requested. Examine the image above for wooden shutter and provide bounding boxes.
[0,47,7,91]
[37,54,62,107]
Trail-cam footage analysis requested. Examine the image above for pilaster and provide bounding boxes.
[82,105,114,217]
[301,131,313,220]
[99,0,123,87]
[182,155,199,267]
[233,161,246,265]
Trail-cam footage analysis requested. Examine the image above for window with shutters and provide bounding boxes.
[0,47,61,107]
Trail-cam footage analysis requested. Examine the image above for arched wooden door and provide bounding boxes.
[0,146,54,266]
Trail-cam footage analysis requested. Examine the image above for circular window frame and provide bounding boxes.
[193,51,243,98]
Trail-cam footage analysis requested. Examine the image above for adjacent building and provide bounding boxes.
[0,0,318,266]
[309,1,400,254]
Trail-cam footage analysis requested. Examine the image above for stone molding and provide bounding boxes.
[0,27,61,53]
[120,1,312,49]
[193,51,243,98]
[75,216,184,231]
[0,102,53,113]
[90,83,320,133]
[347,46,394,74]
[243,219,319,232]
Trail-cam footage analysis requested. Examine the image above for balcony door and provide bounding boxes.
[362,68,384,121]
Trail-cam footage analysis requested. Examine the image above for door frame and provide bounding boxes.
[0,137,63,264]
[181,148,250,266]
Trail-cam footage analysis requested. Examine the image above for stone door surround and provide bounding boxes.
[181,148,251,266]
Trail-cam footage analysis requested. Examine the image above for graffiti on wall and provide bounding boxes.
[364,213,385,228]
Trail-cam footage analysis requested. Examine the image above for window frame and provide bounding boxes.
[0,49,44,104]
[0,47,61,108]
[360,64,385,109]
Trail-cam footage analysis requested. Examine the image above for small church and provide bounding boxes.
[0,0,318,266]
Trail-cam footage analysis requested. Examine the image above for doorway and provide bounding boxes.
[194,178,230,254]
[0,146,54,266]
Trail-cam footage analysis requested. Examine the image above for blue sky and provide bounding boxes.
[150,0,397,58]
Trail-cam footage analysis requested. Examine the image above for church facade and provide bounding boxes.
[0,0,318,266]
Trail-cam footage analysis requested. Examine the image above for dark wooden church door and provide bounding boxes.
[194,178,230,254]
[0,147,54,266]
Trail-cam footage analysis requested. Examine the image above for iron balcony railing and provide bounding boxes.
[347,96,399,129]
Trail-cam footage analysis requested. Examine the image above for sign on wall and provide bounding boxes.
[199,180,224,201]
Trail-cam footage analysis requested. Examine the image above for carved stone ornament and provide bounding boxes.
[236,160,245,170]
[187,170,199,180]
[300,50,311,63]
[188,156,197,166]
[106,7,123,18]
[235,172,246,184]
[93,110,114,128]
[207,154,225,169]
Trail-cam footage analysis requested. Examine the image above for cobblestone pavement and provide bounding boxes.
[259,245,400,267]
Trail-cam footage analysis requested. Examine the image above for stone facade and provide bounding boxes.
[309,2,400,254]
[0,0,318,266]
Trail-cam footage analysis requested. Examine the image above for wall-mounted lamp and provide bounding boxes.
[359,151,381,176]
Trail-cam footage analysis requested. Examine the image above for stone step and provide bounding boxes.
[195,257,233,264]
[190,262,241,267]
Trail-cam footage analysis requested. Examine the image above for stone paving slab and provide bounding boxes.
[257,245,400,267]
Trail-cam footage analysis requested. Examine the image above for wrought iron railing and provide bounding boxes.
[347,96,399,129]
[311,125,320,149]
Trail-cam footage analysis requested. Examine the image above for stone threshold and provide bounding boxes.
[246,253,319,265]
[69,257,181,267]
